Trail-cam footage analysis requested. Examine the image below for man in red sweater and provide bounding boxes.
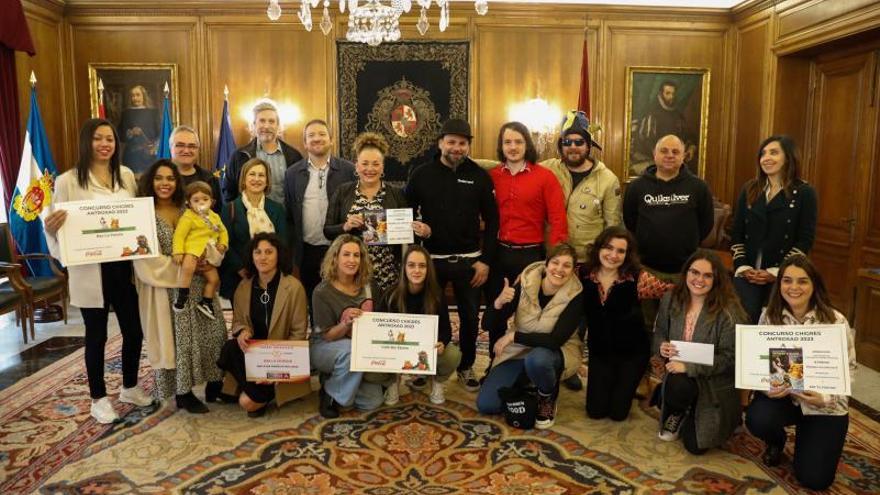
[484,121,568,364]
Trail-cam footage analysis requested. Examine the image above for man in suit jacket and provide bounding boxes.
[224,99,303,204]
[283,119,355,302]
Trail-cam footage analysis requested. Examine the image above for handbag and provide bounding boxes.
[498,385,538,430]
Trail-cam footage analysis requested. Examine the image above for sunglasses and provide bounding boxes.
[561,138,587,147]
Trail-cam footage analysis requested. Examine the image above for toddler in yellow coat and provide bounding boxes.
[173,181,229,319]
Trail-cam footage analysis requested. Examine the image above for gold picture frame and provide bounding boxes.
[88,63,179,174]
[623,66,710,181]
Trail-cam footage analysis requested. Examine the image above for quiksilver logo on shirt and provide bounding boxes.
[457,179,474,184]
[644,193,690,206]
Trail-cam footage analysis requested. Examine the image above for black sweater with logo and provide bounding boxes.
[623,165,714,274]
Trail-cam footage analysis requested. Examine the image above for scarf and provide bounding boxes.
[241,193,275,238]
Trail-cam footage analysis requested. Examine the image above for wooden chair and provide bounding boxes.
[0,261,31,342]
[0,222,69,341]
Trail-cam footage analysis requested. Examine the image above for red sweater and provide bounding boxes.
[489,162,568,245]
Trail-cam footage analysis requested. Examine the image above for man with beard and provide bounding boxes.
[284,119,356,303]
[634,81,697,171]
[224,99,303,204]
[406,118,499,392]
[543,110,621,391]
[544,111,621,262]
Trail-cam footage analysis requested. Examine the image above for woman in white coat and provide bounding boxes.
[43,118,153,423]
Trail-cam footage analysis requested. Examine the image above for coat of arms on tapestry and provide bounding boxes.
[337,41,469,183]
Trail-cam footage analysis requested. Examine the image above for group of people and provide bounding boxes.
[40,98,853,490]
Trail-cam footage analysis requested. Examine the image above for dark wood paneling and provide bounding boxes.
[855,269,880,371]
[771,56,811,145]
[730,19,770,197]
[16,9,66,169]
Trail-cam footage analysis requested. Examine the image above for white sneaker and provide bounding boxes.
[658,412,684,441]
[429,378,446,404]
[90,397,120,424]
[384,380,400,406]
[119,386,154,407]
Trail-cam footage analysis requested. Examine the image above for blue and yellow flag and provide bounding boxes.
[9,85,58,276]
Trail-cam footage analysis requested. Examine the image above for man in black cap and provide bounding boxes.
[406,118,499,392]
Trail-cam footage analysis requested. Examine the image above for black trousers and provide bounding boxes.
[300,243,329,313]
[80,261,144,399]
[485,245,544,356]
[745,392,849,491]
[217,339,275,404]
[434,257,482,371]
[662,373,706,455]
[733,276,773,324]
[586,352,648,421]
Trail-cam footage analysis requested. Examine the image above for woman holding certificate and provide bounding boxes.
[378,245,462,405]
[310,234,384,418]
[580,226,673,421]
[43,118,153,424]
[477,243,584,429]
[653,250,746,454]
[133,160,227,414]
[324,132,428,294]
[220,158,288,300]
[730,136,817,323]
[744,255,855,490]
[216,232,310,417]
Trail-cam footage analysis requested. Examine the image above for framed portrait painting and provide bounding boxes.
[88,63,179,174]
[623,67,710,181]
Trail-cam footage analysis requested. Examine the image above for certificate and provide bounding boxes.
[362,209,413,245]
[350,312,438,374]
[55,197,159,267]
[735,324,851,395]
[244,340,310,383]
[670,340,714,366]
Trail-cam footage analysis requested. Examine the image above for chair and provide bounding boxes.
[0,222,69,342]
[0,261,31,342]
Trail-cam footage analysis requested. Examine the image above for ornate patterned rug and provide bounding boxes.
[2,333,879,494]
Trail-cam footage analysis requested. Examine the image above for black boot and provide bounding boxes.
[176,391,209,414]
[562,374,583,391]
[762,443,783,467]
[205,381,223,403]
[319,387,339,418]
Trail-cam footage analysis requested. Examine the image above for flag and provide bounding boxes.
[156,93,172,159]
[214,97,237,195]
[577,39,591,117]
[98,93,106,119]
[9,85,58,276]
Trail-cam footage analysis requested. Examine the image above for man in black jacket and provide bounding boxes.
[223,99,303,204]
[406,119,499,392]
[284,119,355,303]
[169,125,223,213]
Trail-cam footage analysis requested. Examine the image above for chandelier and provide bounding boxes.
[267,0,489,46]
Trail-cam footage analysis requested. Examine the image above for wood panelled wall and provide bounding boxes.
[14,0,880,209]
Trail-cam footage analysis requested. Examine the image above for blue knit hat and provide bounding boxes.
[559,110,601,150]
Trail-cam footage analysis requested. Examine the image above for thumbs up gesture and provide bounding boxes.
[494,277,516,310]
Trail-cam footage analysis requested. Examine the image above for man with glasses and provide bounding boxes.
[170,125,222,213]
[542,111,622,391]
[283,119,355,303]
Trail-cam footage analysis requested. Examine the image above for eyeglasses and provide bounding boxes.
[173,143,199,150]
[561,138,587,147]
[318,168,327,189]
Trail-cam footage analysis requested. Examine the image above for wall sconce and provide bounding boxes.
[508,98,562,157]
[238,98,302,130]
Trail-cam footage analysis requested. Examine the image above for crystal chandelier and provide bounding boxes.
[267,0,489,46]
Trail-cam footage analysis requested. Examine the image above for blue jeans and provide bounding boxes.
[477,347,563,414]
[310,338,383,411]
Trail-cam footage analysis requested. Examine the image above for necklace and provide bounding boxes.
[260,287,270,330]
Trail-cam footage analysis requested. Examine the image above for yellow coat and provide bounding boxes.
[172,209,229,256]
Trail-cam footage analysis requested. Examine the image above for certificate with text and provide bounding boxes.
[244,340,310,383]
[362,209,414,245]
[735,324,851,395]
[350,312,438,374]
[55,197,159,267]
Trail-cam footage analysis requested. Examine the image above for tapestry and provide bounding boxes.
[337,41,469,183]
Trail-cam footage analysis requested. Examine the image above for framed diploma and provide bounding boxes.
[244,340,310,383]
[735,324,852,395]
[54,197,159,267]
[350,312,438,374]
[362,208,414,245]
